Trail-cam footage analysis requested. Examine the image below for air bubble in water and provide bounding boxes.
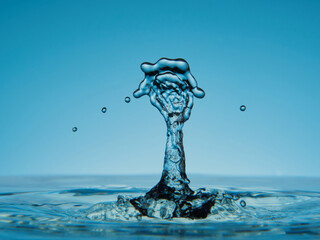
[240,200,246,207]
[72,127,77,132]
[240,105,246,111]
[101,107,107,113]
[125,97,131,103]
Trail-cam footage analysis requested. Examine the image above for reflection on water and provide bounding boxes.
[0,175,319,239]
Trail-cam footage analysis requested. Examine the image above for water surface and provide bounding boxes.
[0,175,319,239]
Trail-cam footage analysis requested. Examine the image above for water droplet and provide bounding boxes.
[125,97,131,103]
[223,193,233,199]
[101,107,107,113]
[240,105,246,111]
[233,195,240,201]
[240,200,246,207]
[72,127,77,132]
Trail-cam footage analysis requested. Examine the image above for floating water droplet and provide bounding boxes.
[72,127,77,132]
[240,105,246,111]
[240,200,246,207]
[101,107,107,113]
[125,97,131,103]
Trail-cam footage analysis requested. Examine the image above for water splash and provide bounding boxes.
[85,58,244,220]
[130,58,214,219]
[133,58,205,194]
[1,176,320,239]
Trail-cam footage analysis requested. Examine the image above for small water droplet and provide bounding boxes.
[72,127,77,132]
[101,107,107,113]
[240,105,246,111]
[240,200,246,207]
[233,195,240,201]
[223,193,233,199]
[125,97,131,103]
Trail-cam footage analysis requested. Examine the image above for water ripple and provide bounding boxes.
[0,176,319,239]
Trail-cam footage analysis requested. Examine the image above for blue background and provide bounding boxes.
[0,0,319,177]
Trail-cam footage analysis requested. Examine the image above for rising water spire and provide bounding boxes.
[86,58,242,220]
[133,58,204,197]
[130,58,218,218]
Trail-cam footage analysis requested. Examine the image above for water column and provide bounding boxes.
[133,58,205,201]
[86,58,241,220]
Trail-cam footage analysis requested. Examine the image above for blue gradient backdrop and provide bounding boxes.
[0,0,319,177]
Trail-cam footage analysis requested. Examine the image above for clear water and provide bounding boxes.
[3,59,318,239]
[130,58,219,219]
[0,175,319,239]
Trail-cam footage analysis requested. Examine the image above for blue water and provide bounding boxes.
[0,175,319,239]
[130,58,216,219]
[1,59,318,239]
